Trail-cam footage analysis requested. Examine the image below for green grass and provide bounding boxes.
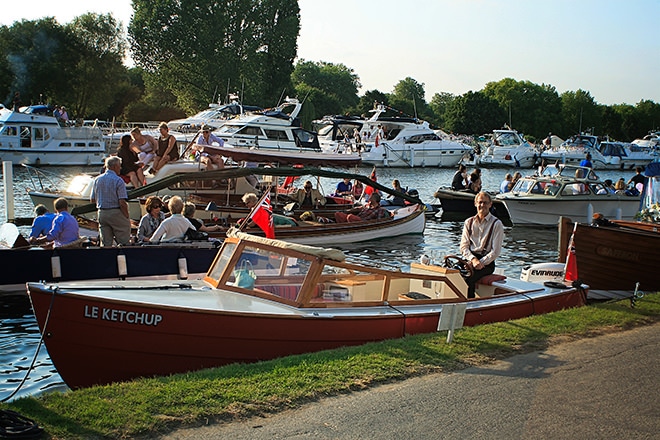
[3,294,659,439]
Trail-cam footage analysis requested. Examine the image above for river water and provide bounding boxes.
[0,164,635,401]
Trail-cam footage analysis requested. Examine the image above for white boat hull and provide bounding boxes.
[361,143,469,168]
[500,196,640,225]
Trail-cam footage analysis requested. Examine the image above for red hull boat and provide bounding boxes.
[28,233,586,389]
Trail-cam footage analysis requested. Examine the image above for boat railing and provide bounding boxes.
[21,164,68,192]
[53,126,104,141]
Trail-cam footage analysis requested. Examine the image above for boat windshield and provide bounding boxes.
[494,132,521,146]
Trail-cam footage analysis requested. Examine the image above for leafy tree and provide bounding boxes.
[429,92,456,128]
[0,18,68,107]
[129,0,300,113]
[352,90,389,117]
[560,89,601,137]
[482,78,562,139]
[291,59,360,120]
[63,13,129,119]
[388,77,432,122]
[443,91,506,135]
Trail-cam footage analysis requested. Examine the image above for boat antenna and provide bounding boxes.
[301,90,311,105]
[277,89,286,106]
[212,84,219,105]
[412,94,418,120]
[225,78,231,104]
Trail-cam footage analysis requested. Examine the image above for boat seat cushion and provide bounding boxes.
[477,274,507,285]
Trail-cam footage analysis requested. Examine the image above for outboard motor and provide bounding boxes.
[520,262,565,284]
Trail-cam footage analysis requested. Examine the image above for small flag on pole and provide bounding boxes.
[248,192,275,238]
[564,223,578,282]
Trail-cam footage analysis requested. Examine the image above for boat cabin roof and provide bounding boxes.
[203,233,471,308]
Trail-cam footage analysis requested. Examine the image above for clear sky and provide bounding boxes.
[3,0,658,106]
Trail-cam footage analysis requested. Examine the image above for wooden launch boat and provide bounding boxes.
[0,223,218,293]
[556,162,660,291]
[27,232,586,389]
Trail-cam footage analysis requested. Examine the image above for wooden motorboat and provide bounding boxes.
[496,164,641,225]
[0,223,218,293]
[27,231,586,389]
[556,162,660,291]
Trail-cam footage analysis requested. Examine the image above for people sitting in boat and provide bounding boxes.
[184,202,222,232]
[627,167,645,193]
[153,122,179,172]
[130,127,157,168]
[195,125,225,171]
[460,192,504,298]
[499,173,512,193]
[241,193,297,226]
[614,178,627,195]
[293,180,326,209]
[597,179,615,195]
[467,171,482,194]
[544,182,560,195]
[571,169,589,195]
[32,197,80,249]
[334,193,392,223]
[510,171,522,191]
[451,164,468,191]
[300,211,333,223]
[363,170,380,201]
[385,179,407,206]
[116,134,145,187]
[353,179,364,199]
[28,204,55,245]
[334,178,353,196]
[150,196,195,242]
[137,196,165,242]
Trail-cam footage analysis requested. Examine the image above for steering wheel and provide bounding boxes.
[442,255,474,279]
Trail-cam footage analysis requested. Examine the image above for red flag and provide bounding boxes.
[564,223,578,282]
[248,192,275,238]
[282,176,298,188]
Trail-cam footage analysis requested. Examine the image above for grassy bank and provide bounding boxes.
[3,294,659,439]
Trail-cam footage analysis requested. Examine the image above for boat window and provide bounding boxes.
[512,179,534,193]
[2,126,18,136]
[495,132,519,146]
[561,182,590,196]
[237,126,263,137]
[264,129,288,141]
[224,244,314,301]
[59,142,72,147]
[208,242,237,280]
[217,125,241,135]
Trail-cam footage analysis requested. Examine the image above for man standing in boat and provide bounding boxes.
[90,156,131,247]
[460,192,504,298]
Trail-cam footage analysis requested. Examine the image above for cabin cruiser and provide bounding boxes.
[496,164,641,225]
[356,104,472,168]
[0,106,105,166]
[212,97,321,152]
[472,127,540,168]
[540,134,657,170]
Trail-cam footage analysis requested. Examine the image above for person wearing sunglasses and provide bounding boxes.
[137,196,165,242]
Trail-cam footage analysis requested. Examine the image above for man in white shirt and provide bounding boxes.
[460,192,504,298]
[150,196,195,242]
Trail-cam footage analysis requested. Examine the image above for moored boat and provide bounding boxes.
[556,162,660,291]
[496,164,641,225]
[27,231,586,389]
[0,107,105,166]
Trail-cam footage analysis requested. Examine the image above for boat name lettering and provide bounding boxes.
[84,305,163,326]
[595,246,640,262]
[530,270,564,277]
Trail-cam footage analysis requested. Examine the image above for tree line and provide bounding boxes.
[1,0,658,142]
